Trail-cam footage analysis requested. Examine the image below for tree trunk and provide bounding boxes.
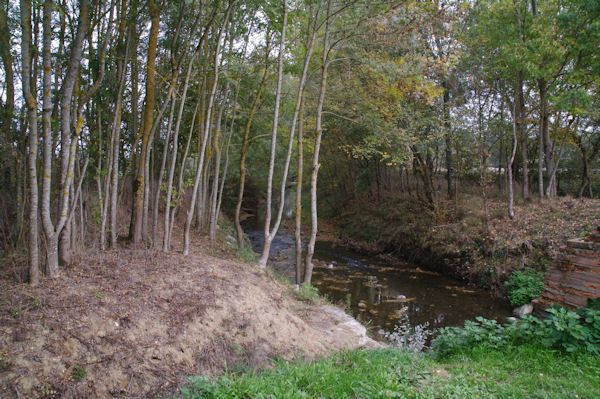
[150,81,177,246]
[295,96,305,285]
[184,4,232,255]
[164,56,196,251]
[305,0,332,286]
[20,0,40,285]
[508,102,518,219]
[517,72,528,201]
[259,0,316,268]
[109,44,130,248]
[170,100,200,244]
[443,80,455,199]
[130,0,160,244]
[209,102,226,241]
[234,41,271,247]
[57,0,90,266]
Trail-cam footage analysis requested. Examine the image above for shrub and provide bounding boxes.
[432,299,600,357]
[504,269,544,307]
[381,314,435,352]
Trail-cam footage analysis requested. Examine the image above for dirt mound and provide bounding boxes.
[0,249,378,398]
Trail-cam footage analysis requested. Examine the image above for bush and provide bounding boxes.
[504,269,544,307]
[381,314,435,352]
[432,299,600,357]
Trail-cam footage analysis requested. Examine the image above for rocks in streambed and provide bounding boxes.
[513,303,533,317]
[317,305,382,349]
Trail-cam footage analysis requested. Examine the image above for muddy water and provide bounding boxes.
[245,228,511,333]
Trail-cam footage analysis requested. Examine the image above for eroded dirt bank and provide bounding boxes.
[0,248,377,398]
[331,196,600,293]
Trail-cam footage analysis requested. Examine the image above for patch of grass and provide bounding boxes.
[181,345,600,398]
[236,246,257,263]
[93,291,105,299]
[9,305,20,318]
[294,283,328,305]
[72,365,87,380]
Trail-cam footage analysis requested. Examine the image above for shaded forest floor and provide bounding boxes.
[0,227,378,398]
[330,192,600,293]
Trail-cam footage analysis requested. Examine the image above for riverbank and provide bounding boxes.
[0,230,378,398]
[181,344,600,398]
[328,194,600,294]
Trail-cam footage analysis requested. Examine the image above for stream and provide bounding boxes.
[245,227,512,335]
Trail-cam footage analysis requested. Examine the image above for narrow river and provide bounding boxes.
[245,227,512,335]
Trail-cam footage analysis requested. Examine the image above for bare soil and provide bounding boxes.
[0,237,378,398]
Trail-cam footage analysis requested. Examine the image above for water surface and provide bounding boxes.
[245,228,512,333]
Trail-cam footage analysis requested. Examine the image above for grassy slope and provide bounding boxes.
[182,345,600,398]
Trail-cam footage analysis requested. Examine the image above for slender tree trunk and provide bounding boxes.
[305,0,332,285]
[234,43,271,247]
[517,72,528,201]
[170,100,200,241]
[109,45,130,248]
[443,81,455,199]
[20,0,40,285]
[40,0,57,272]
[508,102,518,219]
[130,0,160,244]
[215,112,235,233]
[537,79,546,200]
[259,0,317,268]
[545,116,572,198]
[149,81,177,246]
[184,4,232,255]
[164,55,197,251]
[295,96,305,285]
[0,1,14,136]
[58,0,90,267]
[578,144,590,198]
[209,103,226,241]
[477,92,490,235]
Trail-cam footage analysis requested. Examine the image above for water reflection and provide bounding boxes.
[245,227,512,333]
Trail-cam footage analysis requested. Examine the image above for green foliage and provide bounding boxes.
[236,246,257,263]
[8,305,20,318]
[504,269,544,307]
[93,291,105,299]
[72,365,87,380]
[543,303,600,354]
[181,346,600,398]
[294,283,325,305]
[345,293,352,316]
[433,299,600,358]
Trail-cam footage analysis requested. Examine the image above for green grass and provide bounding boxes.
[181,345,600,398]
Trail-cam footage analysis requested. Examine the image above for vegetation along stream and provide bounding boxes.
[245,226,512,336]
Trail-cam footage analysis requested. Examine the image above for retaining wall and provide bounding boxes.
[537,228,600,310]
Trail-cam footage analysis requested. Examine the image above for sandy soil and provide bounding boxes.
[0,245,379,398]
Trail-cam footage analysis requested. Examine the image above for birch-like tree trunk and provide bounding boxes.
[295,96,305,284]
[305,0,332,285]
[234,39,271,247]
[57,0,91,267]
[20,0,39,285]
[163,55,196,251]
[259,0,320,268]
[169,100,200,243]
[184,4,232,255]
